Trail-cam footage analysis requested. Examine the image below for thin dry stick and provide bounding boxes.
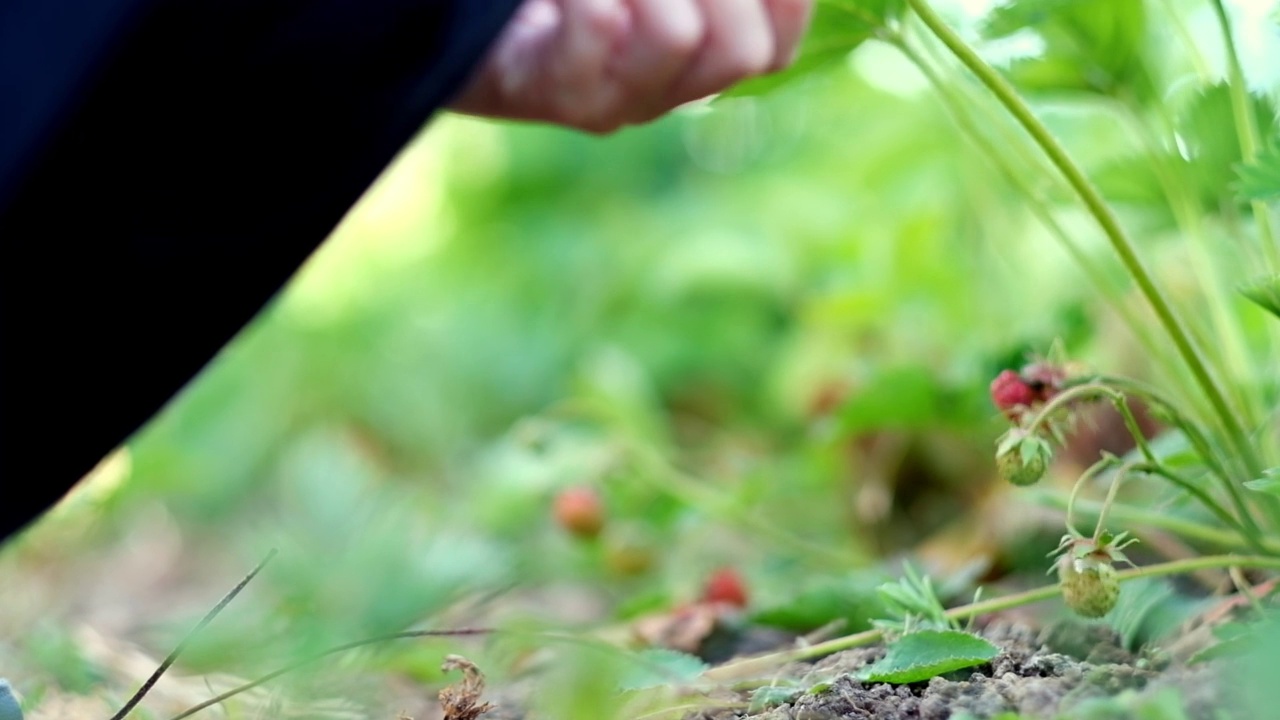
[167,627,494,720]
[108,548,279,720]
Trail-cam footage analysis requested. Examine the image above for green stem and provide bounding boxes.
[1026,378,1265,545]
[1092,462,1134,541]
[891,38,1168,370]
[703,554,1280,681]
[1111,97,1260,426]
[1032,490,1280,553]
[1133,462,1259,549]
[1210,0,1280,269]
[1097,374,1266,533]
[1065,455,1122,538]
[1104,390,1263,546]
[905,0,1262,481]
[1110,395,1157,464]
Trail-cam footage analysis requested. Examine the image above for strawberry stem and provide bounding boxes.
[904,0,1264,502]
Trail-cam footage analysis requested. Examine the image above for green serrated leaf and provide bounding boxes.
[981,0,1152,100]
[1245,468,1280,495]
[616,648,709,691]
[747,684,803,712]
[1187,634,1253,665]
[724,0,904,98]
[1180,84,1278,208]
[857,630,999,684]
[1240,275,1280,321]
[1236,135,1280,202]
[1092,152,1174,209]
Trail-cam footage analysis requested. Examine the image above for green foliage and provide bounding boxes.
[9,0,1280,716]
[1235,135,1280,202]
[1245,467,1280,495]
[1178,84,1278,209]
[751,570,892,634]
[1239,274,1280,321]
[747,683,804,712]
[727,0,904,97]
[616,648,708,691]
[872,562,955,634]
[1186,618,1253,665]
[1105,578,1206,651]
[836,365,988,434]
[981,0,1153,100]
[20,623,101,694]
[857,629,999,684]
[1067,687,1191,720]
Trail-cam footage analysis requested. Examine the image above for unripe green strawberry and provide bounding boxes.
[1057,553,1119,618]
[995,430,1052,486]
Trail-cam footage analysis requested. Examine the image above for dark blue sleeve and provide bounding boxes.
[0,0,523,541]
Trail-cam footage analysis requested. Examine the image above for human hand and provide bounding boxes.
[449,0,814,133]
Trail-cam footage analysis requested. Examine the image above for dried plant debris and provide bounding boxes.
[440,655,494,720]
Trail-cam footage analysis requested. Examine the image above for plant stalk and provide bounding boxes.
[1210,0,1280,269]
[904,0,1262,482]
[1033,490,1280,553]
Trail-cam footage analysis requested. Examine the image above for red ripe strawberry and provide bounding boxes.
[701,567,749,608]
[990,369,1036,419]
[553,486,605,539]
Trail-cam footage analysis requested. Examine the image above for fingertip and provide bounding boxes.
[764,0,815,72]
[651,0,707,56]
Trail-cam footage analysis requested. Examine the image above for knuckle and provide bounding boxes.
[581,0,626,34]
[660,11,706,55]
[726,38,774,78]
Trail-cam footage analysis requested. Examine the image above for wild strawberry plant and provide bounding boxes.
[724,0,1280,695]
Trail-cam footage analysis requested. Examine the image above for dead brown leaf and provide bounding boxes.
[439,655,493,720]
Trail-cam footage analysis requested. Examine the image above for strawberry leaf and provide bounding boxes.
[1236,135,1280,202]
[616,648,708,691]
[858,630,999,684]
[723,0,903,98]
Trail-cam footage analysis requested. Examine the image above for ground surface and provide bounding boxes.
[677,621,1222,720]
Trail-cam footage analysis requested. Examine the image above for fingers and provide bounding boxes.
[451,0,815,132]
[610,0,705,123]
[667,0,776,106]
[549,0,628,125]
[763,0,814,72]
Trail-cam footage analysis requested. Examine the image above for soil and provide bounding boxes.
[682,620,1227,720]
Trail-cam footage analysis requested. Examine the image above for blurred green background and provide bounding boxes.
[5,1,1280,716]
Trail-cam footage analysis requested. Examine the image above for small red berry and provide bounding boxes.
[553,486,605,539]
[990,369,1037,418]
[701,567,749,608]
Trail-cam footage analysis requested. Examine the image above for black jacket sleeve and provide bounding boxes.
[0,0,524,541]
